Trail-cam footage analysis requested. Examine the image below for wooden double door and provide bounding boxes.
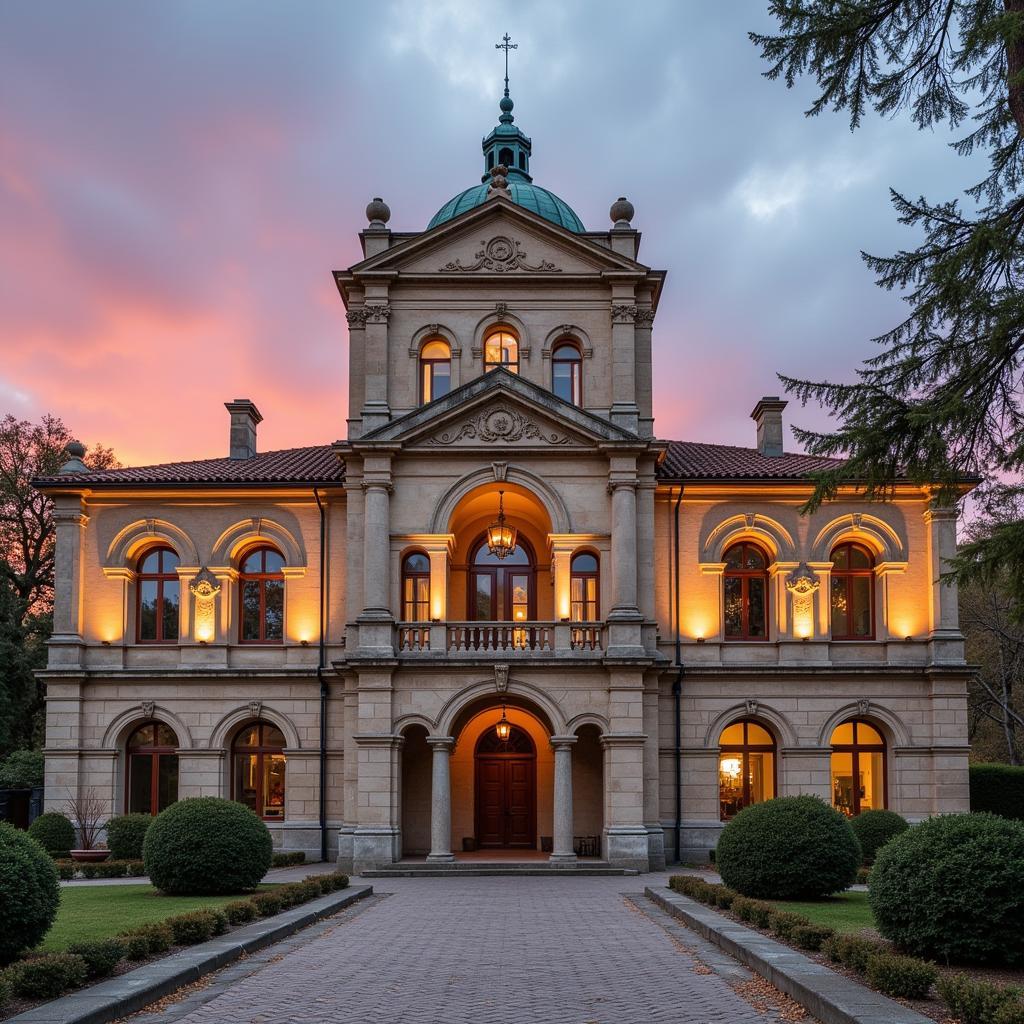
[475,754,536,849]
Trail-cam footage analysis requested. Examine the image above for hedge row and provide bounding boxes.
[970,764,1024,821]
[271,851,306,868]
[668,875,936,1000]
[54,859,147,881]
[937,974,1024,1024]
[0,872,349,1007]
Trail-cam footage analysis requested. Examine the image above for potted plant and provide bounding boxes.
[66,788,110,862]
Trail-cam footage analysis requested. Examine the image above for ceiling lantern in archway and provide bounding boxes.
[486,490,518,560]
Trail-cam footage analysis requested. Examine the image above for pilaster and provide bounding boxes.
[924,502,964,663]
[49,498,89,668]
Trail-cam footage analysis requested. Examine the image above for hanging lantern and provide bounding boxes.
[495,703,511,742]
[486,490,518,560]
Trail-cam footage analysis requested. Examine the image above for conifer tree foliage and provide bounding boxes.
[0,414,117,754]
[751,2,1024,602]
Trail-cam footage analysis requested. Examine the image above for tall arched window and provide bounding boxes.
[830,543,875,639]
[830,719,886,816]
[419,339,451,404]
[718,720,775,820]
[402,552,431,621]
[126,721,179,815]
[570,552,599,621]
[469,535,533,622]
[239,547,285,643]
[723,542,769,640]
[137,546,180,643]
[232,721,286,820]
[484,329,519,374]
[552,341,582,405]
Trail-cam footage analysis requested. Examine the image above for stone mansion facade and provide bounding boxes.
[36,90,972,871]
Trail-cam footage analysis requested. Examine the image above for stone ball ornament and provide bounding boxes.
[66,440,87,459]
[365,196,391,227]
[610,196,634,227]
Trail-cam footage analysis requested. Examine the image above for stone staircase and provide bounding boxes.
[360,860,638,877]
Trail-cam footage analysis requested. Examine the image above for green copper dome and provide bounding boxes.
[427,89,585,233]
[428,180,585,233]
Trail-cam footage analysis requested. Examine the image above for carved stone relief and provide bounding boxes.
[189,575,221,643]
[427,406,577,446]
[439,236,560,274]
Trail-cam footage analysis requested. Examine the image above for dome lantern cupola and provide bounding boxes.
[482,36,533,183]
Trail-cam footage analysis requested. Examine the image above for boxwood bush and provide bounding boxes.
[971,764,1024,821]
[870,812,1024,964]
[105,814,152,861]
[66,938,127,979]
[850,809,909,864]
[120,922,173,955]
[27,812,76,858]
[716,796,861,899]
[937,974,1024,1024]
[865,952,936,999]
[9,953,87,999]
[143,797,272,895]
[0,822,61,963]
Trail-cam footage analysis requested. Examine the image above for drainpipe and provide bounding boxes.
[314,488,329,863]
[672,485,685,864]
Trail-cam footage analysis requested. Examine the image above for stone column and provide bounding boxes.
[358,455,394,656]
[609,292,640,433]
[360,295,392,433]
[924,503,963,663]
[609,479,639,614]
[49,498,88,667]
[550,736,577,863]
[426,737,455,862]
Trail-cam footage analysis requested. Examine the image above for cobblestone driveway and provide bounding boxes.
[152,876,775,1024]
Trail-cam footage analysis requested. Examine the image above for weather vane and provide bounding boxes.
[496,32,517,98]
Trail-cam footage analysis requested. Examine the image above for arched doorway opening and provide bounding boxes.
[474,724,536,849]
[572,723,604,856]
[400,724,431,856]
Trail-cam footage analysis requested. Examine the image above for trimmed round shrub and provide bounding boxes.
[250,891,282,917]
[716,796,862,899]
[865,952,936,1000]
[120,932,152,961]
[0,821,61,963]
[120,922,172,955]
[10,953,87,999]
[143,797,272,895]
[27,812,76,858]
[66,938,127,979]
[850,809,909,864]
[224,900,257,925]
[105,814,152,861]
[870,812,1024,964]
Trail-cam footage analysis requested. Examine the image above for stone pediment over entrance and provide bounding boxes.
[358,368,641,452]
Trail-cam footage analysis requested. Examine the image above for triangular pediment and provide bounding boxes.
[342,196,650,279]
[358,368,640,451]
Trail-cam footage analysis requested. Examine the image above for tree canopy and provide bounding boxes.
[751,1,1024,603]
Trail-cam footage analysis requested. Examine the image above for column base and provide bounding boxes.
[604,827,651,871]
[548,852,578,864]
[336,825,355,872]
[352,827,400,875]
[426,852,455,863]
[645,826,666,872]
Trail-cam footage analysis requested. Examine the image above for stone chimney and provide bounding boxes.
[225,399,262,460]
[750,396,788,458]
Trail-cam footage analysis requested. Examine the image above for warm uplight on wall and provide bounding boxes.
[194,620,215,644]
[432,597,444,621]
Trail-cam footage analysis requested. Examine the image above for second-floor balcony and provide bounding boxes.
[396,620,605,656]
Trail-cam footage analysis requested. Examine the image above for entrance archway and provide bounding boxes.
[474,725,536,848]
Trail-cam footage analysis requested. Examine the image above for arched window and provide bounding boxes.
[137,546,180,643]
[239,547,285,643]
[232,721,286,820]
[830,719,886,816]
[723,542,769,640]
[419,339,451,404]
[469,535,533,622]
[830,542,875,639]
[402,552,431,621]
[484,329,519,374]
[552,341,582,405]
[718,720,775,820]
[570,552,599,621]
[498,146,514,167]
[126,721,179,815]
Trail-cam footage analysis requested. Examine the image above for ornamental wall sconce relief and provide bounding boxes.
[438,236,561,274]
[785,563,820,640]
[190,575,221,644]
[427,405,575,446]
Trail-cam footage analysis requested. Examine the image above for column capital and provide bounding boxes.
[607,478,638,494]
[361,479,393,494]
[427,735,456,752]
[550,735,578,749]
[923,503,959,523]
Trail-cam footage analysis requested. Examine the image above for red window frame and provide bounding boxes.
[401,551,431,621]
[125,721,179,816]
[830,719,887,816]
[238,546,285,644]
[467,534,535,621]
[830,542,876,640]
[552,340,583,406]
[723,542,770,641]
[231,721,286,821]
[718,719,777,821]
[136,546,180,644]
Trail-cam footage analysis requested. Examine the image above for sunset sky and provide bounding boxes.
[0,2,983,468]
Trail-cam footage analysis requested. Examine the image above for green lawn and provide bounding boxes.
[41,884,274,951]
[767,891,877,935]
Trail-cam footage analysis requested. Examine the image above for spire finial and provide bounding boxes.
[496,32,517,99]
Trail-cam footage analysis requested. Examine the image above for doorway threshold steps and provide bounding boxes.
[360,860,637,877]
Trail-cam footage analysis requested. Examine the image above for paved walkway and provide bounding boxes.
[130,873,789,1024]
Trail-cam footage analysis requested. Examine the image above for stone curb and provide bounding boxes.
[9,885,373,1024]
[645,887,932,1024]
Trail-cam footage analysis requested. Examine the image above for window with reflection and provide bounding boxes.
[239,547,285,643]
[484,329,519,374]
[127,721,179,815]
[137,546,180,643]
[723,542,769,640]
[419,339,451,404]
[570,552,599,621]
[830,719,886,816]
[718,720,775,820]
[402,552,431,621]
[552,341,582,405]
[233,721,286,820]
[830,543,875,639]
[469,536,533,622]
